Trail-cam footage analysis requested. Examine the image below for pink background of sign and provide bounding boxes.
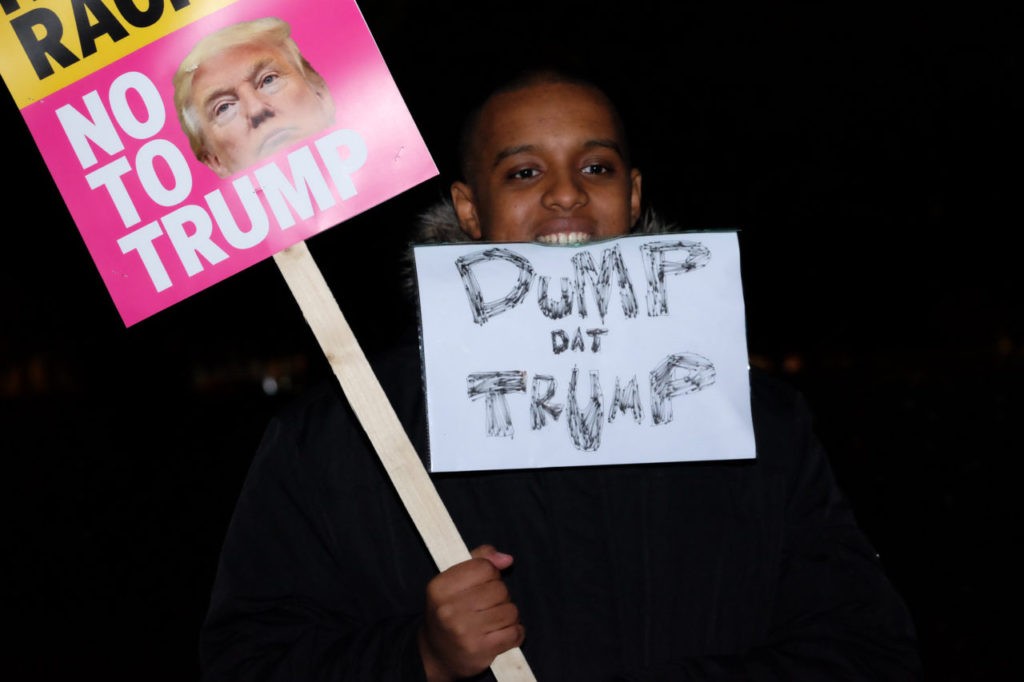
[20,0,437,326]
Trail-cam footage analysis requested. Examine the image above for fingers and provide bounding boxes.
[429,554,504,604]
[478,610,526,657]
[419,545,523,680]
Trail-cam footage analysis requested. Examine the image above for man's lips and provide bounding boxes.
[257,127,299,156]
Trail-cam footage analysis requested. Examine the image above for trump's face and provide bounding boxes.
[189,40,335,177]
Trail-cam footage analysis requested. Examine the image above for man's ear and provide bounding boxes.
[450,181,482,240]
[629,168,643,227]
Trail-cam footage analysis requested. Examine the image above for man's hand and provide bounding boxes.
[417,544,525,681]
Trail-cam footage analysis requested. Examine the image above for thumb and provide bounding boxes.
[470,544,514,570]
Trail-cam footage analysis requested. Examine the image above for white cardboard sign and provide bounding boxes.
[413,231,756,472]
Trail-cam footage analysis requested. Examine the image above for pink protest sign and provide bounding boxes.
[1,0,437,326]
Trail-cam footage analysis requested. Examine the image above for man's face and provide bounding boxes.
[189,40,334,177]
[451,81,641,244]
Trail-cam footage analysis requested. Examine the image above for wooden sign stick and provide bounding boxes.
[273,241,536,682]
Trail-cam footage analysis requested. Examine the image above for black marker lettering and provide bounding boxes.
[530,375,563,430]
[650,352,716,424]
[456,248,535,325]
[467,371,526,438]
[570,327,586,352]
[640,240,712,317]
[551,329,569,355]
[567,367,603,451]
[586,328,608,353]
[608,375,643,423]
[536,275,573,319]
[572,244,638,323]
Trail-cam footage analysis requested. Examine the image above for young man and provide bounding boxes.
[199,70,921,681]
[173,17,336,178]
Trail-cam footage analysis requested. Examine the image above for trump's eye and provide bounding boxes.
[209,99,237,123]
[257,71,284,94]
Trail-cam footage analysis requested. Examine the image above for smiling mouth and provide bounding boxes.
[536,231,592,245]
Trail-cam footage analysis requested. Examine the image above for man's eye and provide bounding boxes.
[582,163,611,175]
[212,101,235,120]
[258,73,282,91]
[509,168,540,180]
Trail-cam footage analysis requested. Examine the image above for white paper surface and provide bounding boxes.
[413,231,755,472]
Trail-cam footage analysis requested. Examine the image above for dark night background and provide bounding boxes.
[2,2,1018,680]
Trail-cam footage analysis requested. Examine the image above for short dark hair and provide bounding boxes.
[455,67,632,186]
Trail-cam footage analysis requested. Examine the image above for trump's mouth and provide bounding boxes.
[258,127,300,157]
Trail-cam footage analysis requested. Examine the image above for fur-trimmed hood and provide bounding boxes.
[411,199,679,245]
[401,200,680,295]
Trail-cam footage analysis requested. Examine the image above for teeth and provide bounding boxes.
[537,232,591,245]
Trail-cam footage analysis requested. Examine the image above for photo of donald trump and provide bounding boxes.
[173,17,336,178]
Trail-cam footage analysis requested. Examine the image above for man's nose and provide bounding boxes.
[542,169,587,210]
[238,88,274,128]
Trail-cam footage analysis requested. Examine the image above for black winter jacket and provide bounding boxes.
[199,204,921,681]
